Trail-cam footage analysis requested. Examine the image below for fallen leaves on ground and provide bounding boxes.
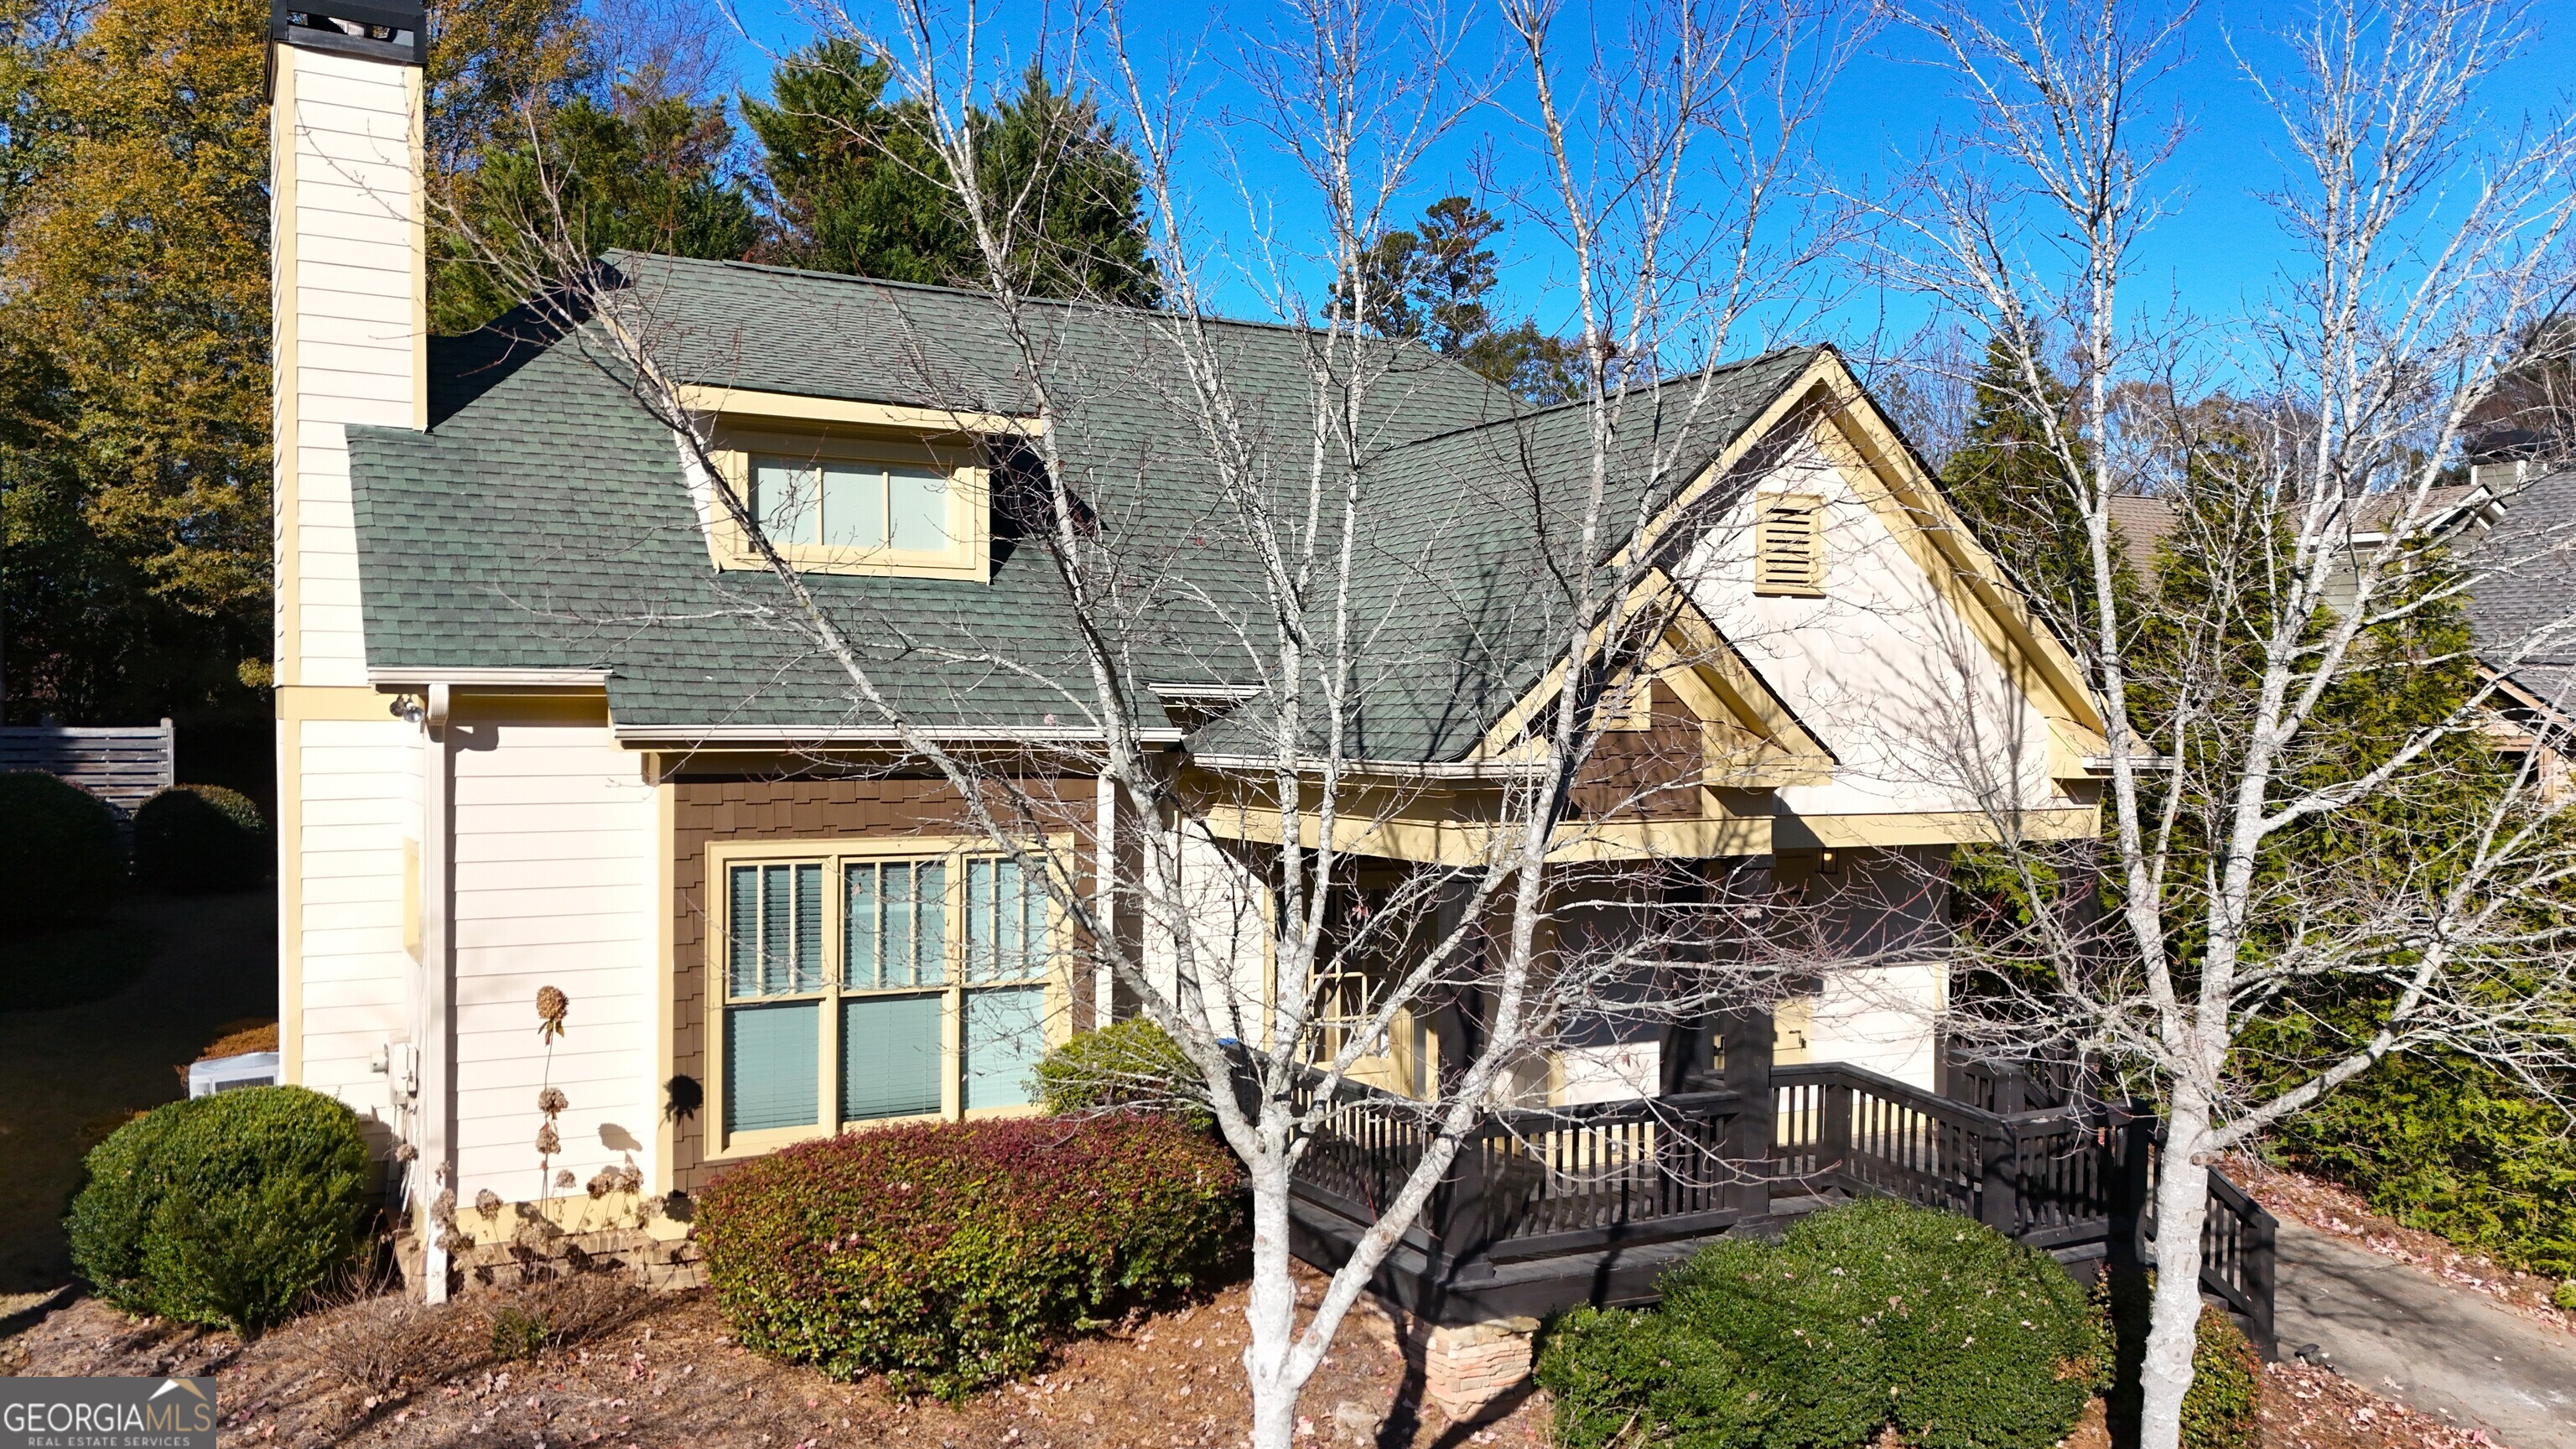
[2256,1360,2504,1449]
[0,1263,1550,1449]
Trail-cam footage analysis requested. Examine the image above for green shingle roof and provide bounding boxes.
[346,253,1821,759]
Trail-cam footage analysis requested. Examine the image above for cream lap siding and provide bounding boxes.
[1141,821,1271,1044]
[446,724,657,1202]
[271,43,422,689]
[1800,963,1945,1088]
[294,717,420,1124]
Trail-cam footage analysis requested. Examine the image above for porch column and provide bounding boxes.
[1717,1006,1773,1215]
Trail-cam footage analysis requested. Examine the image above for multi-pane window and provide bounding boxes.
[751,456,950,552]
[717,847,1057,1146]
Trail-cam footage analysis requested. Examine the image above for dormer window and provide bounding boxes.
[751,457,953,552]
[676,386,1031,583]
[708,425,990,581]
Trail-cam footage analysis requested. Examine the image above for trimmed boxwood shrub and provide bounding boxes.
[66,1086,373,1335]
[1032,1021,1208,1119]
[2182,1306,2261,1449]
[696,1113,1242,1399]
[1540,1198,2106,1449]
[1535,1306,1772,1449]
[133,785,268,893]
[0,771,123,931]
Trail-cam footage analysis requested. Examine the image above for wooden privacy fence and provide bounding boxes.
[0,720,174,815]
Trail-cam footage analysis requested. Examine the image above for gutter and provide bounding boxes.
[1187,751,1554,782]
[614,723,1187,747]
[2084,754,2178,775]
[367,667,613,689]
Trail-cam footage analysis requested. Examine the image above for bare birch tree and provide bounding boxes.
[1868,0,2576,1441]
[428,0,1865,1441]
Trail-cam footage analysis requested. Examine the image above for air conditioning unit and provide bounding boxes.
[188,1050,280,1097]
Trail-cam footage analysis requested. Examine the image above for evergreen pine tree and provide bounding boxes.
[433,76,762,333]
[1343,195,1580,402]
[745,49,1158,306]
[1939,334,2127,641]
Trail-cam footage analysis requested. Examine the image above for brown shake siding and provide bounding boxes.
[668,775,1095,1192]
[1569,681,1705,822]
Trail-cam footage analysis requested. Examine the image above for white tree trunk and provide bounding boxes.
[2139,1105,2215,1449]
[1241,1157,1306,1449]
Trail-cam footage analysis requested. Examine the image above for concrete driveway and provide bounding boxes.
[2274,1217,2576,1448]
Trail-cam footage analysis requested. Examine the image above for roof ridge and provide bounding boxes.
[1369,342,1827,458]
[601,248,1519,354]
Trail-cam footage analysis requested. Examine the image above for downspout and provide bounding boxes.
[419,683,454,1302]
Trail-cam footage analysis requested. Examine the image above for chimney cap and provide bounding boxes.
[271,0,427,67]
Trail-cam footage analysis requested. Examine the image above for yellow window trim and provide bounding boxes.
[706,423,994,582]
[700,834,1075,1160]
[675,384,1042,439]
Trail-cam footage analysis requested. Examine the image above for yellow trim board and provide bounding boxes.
[1193,787,1775,864]
[1771,807,2101,850]
[676,384,1041,439]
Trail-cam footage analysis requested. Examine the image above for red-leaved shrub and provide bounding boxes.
[695,1114,1241,1398]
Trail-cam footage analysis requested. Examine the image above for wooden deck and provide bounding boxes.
[1286,1058,2277,1354]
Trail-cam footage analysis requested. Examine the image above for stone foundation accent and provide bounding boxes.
[449,1227,707,1294]
[1348,1296,1539,1421]
[401,1220,707,1298]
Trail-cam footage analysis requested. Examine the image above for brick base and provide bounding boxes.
[1348,1296,1538,1422]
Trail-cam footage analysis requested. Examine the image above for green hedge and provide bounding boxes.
[695,1114,1241,1399]
[1538,1305,1771,1449]
[1538,1199,2106,1449]
[133,785,268,893]
[66,1086,373,1335]
[1031,1021,1208,1119]
[2184,1306,2261,1449]
[0,771,123,932]
[2274,1052,2576,1278]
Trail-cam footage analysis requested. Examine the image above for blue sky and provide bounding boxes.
[701,0,2575,364]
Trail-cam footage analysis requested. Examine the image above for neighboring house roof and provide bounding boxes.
[2105,494,2178,578]
[345,253,1826,757]
[2463,465,2576,713]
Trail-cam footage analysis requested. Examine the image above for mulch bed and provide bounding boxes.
[0,1232,2490,1449]
[0,1265,1548,1449]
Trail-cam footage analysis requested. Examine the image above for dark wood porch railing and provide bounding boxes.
[1288,1074,1762,1271]
[1287,1057,2276,1353]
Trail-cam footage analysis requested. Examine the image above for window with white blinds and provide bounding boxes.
[1753,493,1826,596]
[715,845,1062,1147]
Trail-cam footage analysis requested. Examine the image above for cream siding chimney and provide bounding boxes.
[270,0,428,687]
[267,4,428,1189]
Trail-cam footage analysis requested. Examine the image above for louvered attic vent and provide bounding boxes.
[1753,493,1826,596]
